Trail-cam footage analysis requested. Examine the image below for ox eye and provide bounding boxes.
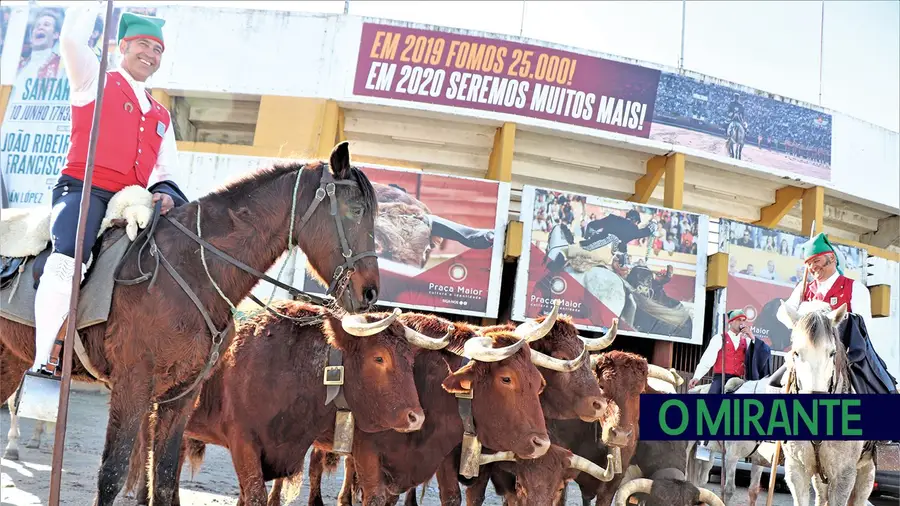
[501,376,511,384]
[374,356,384,364]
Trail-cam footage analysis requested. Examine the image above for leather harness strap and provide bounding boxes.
[324,346,350,411]
[456,357,476,435]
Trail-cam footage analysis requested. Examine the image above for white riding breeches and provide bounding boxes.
[31,252,85,372]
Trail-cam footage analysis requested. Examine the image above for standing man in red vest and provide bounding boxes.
[688,309,753,394]
[29,6,188,375]
[777,232,872,331]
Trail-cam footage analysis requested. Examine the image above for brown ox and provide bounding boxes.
[372,182,440,268]
[471,444,618,506]
[539,353,684,506]
[150,300,452,506]
[302,304,617,506]
[433,311,620,506]
[298,314,562,506]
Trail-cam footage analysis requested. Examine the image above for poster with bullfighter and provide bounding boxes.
[717,219,866,355]
[297,164,510,318]
[512,185,709,344]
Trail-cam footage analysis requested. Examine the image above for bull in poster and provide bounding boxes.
[297,165,510,318]
[513,185,708,344]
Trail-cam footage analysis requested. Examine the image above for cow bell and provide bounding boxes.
[14,372,61,423]
[459,432,483,479]
[332,409,355,455]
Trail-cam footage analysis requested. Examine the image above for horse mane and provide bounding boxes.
[192,160,377,216]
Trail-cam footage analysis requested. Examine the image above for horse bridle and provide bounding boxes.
[113,163,377,404]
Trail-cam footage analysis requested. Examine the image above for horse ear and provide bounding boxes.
[827,303,848,326]
[329,141,351,180]
[778,299,800,327]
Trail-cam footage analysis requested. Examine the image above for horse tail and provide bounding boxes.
[186,437,207,478]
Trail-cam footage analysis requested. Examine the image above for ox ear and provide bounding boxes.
[442,362,476,395]
[329,141,352,180]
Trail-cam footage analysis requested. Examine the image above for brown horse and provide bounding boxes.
[0,142,380,506]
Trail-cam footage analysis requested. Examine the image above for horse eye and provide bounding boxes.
[830,350,836,358]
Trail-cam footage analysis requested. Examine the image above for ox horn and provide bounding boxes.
[478,451,517,466]
[403,323,453,350]
[513,300,559,342]
[341,307,401,336]
[530,346,587,373]
[579,318,618,351]
[698,487,726,506]
[463,336,527,363]
[590,354,601,369]
[614,478,653,506]
[647,364,684,387]
[569,454,616,482]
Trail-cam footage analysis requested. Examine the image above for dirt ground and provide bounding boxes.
[649,123,831,181]
[1,387,806,505]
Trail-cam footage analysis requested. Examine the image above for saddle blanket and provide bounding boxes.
[0,232,130,330]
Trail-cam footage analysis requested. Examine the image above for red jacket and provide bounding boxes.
[804,274,853,312]
[62,71,171,192]
[713,332,747,377]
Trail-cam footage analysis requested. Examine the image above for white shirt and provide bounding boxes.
[777,269,872,331]
[60,6,179,189]
[692,330,751,381]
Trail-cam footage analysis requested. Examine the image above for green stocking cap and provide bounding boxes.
[802,232,842,274]
[118,12,166,49]
[727,309,747,323]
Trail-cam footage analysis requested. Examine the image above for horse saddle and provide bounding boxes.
[0,206,57,290]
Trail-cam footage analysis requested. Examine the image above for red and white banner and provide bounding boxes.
[297,164,510,318]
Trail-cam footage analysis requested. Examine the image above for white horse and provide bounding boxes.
[780,300,876,506]
[725,119,745,160]
[687,377,782,505]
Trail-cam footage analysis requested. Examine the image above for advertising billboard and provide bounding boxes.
[353,22,833,181]
[512,185,709,344]
[297,164,510,318]
[718,219,867,354]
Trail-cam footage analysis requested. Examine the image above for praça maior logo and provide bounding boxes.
[448,263,468,282]
[742,304,758,321]
[550,276,567,295]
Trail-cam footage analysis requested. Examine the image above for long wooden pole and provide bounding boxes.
[764,220,816,506]
[48,2,115,504]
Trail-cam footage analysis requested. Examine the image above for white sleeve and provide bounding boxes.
[852,279,873,331]
[776,281,805,329]
[59,6,103,106]
[146,123,181,188]
[692,334,723,381]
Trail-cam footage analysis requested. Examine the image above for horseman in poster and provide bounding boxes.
[29,6,187,377]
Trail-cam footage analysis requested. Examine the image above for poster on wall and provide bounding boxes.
[512,185,709,344]
[296,165,510,318]
[1,6,11,56]
[718,219,866,354]
[0,5,156,208]
[352,22,832,182]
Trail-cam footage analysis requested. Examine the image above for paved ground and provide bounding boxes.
[0,388,878,505]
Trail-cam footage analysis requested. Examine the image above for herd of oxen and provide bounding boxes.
[0,144,884,506]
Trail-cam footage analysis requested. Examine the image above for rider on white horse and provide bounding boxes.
[726,92,748,132]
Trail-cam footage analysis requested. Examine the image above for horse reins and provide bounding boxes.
[112,164,376,404]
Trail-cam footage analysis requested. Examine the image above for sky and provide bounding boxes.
[7,0,899,132]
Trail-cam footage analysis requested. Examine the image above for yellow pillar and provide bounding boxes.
[317,100,342,159]
[802,186,824,236]
[0,85,14,129]
[755,186,804,228]
[628,155,666,204]
[251,96,344,160]
[663,153,685,210]
[486,122,516,182]
[150,89,171,111]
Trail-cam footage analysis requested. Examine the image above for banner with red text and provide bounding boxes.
[512,185,708,344]
[296,164,510,318]
[718,219,867,354]
[352,22,833,182]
